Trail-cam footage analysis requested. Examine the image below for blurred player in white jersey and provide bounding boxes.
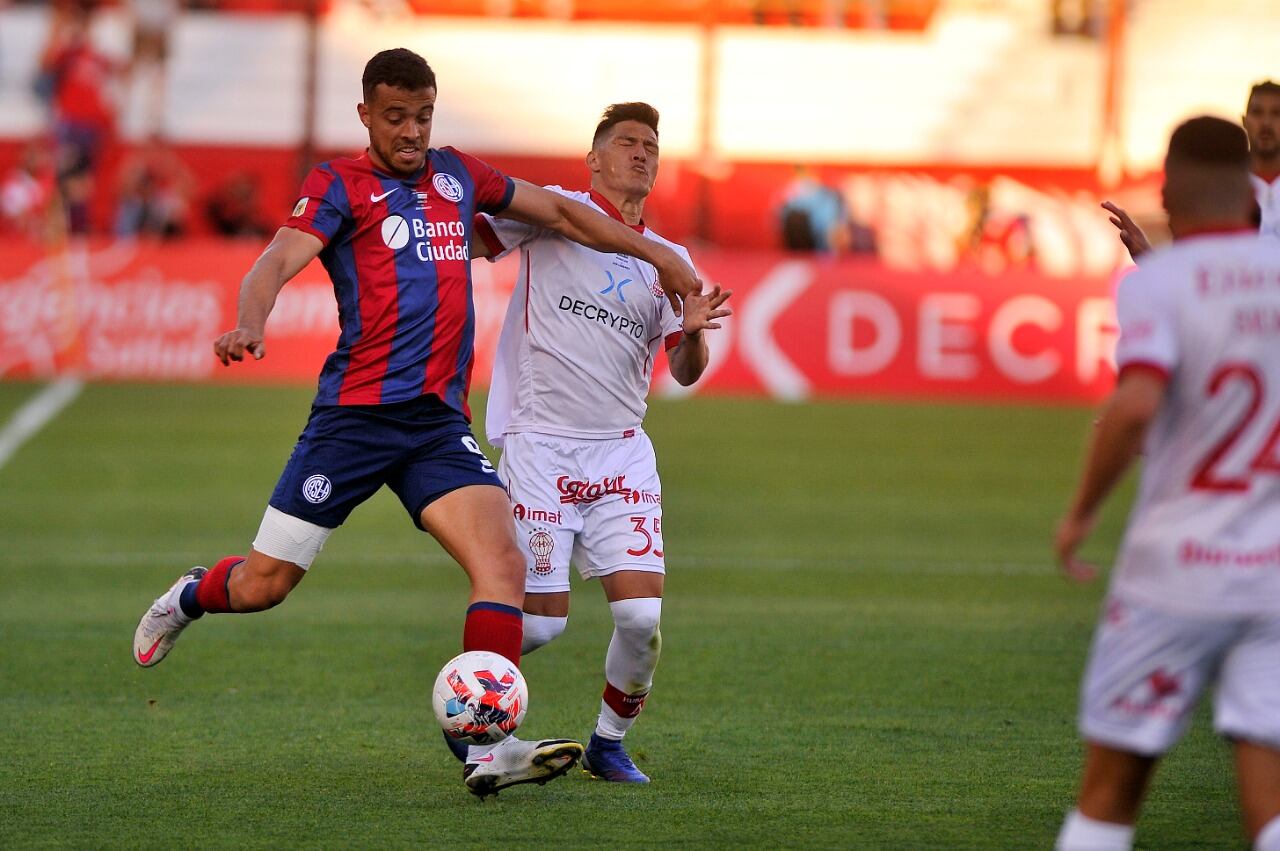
[1054,116,1280,851]
[1247,80,1280,240]
[1105,80,1280,258]
[458,102,730,783]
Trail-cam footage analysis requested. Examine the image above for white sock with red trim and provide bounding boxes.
[594,597,662,741]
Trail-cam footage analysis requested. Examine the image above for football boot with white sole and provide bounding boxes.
[463,736,583,798]
[132,566,206,667]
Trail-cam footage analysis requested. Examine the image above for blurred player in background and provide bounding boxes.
[131,49,702,797]
[1246,80,1280,240]
[1105,79,1280,259]
[1054,116,1280,851]
[455,102,730,785]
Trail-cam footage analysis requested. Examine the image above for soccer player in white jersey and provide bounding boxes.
[1105,80,1280,258]
[1054,116,1280,851]
[457,102,730,784]
[1246,80,1280,240]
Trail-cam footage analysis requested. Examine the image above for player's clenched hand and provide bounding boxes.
[681,285,733,335]
[1102,201,1152,264]
[653,247,702,316]
[1054,512,1100,583]
[214,328,265,366]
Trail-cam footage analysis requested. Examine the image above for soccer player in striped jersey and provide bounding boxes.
[131,50,702,798]
[456,103,731,783]
[1055,117,1280,851]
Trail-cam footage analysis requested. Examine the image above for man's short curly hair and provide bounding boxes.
[362,49,436,101]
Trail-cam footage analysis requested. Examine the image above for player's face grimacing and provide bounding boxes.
[1244,92,1280,159]
[359,84,435,177]
[590,120,659,199]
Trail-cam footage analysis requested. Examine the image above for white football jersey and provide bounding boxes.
[478,187,686,446]
[1250,172,1280,240]
[1111,229,1280,615]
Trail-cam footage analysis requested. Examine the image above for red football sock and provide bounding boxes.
[194,556,245,614]
[463,602,523,666]
[603,682,648,719]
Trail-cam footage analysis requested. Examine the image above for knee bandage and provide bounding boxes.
[252,506,334,570]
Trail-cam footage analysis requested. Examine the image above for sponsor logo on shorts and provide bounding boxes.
[528,530,555,575]
[622,488,661,505]
[302,474,332,504]
[432,173,464,203]
[557,474,629,505]
[1110,668,1184,720]
[513,503,563,525]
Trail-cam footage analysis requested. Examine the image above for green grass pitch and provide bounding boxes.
[0,383,1241,848]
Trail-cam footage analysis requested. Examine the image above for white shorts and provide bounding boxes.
[499,431,665,593]
[1079,595,1280,756]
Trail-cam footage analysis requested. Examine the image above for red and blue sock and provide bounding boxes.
[463,601,523,666]
[178,556,244,617]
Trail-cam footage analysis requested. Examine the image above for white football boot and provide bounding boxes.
[133,567,206,667]
[463,736,584,798]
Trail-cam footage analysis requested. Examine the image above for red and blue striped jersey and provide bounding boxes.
[284,147,514,417]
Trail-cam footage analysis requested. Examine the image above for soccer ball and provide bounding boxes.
[432,650,528,746]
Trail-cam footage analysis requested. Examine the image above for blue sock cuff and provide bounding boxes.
[467,601,523,618]
[178,581,204,619]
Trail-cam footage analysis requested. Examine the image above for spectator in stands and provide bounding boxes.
[956,182,1036,274]
[114,135,194,239]
[1051,0,1105,39]
[1,142,54,239]
[205,172,269,239]
[778,165,876,255]
[39,0,120,233]
[125,0,181,137]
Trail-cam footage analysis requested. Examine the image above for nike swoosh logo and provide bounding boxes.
[370,188,398,203]
[473,754,495,763]
[137,637,162,664]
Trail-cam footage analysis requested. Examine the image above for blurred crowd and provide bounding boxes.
[1,0,269,241]
[2,0,1046,269]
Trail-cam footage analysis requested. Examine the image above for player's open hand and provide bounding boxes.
[1054,512,1100,583]
[653,248,702,316]
[1102,201,1152,263]
[681,285,733,336]
[214,327,266,366]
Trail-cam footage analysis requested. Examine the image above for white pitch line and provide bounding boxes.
[0,378,84,470]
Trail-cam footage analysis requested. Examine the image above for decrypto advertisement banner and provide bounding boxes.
[0,241,1119,404]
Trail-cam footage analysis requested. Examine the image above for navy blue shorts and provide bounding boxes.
[269,395,503,529]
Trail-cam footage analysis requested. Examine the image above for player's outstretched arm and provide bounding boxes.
[1102,201,1153,264]
[1054,370,1165,582]
[499,179,701,314]
[668,285,733,386]
[214,227,323,366]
